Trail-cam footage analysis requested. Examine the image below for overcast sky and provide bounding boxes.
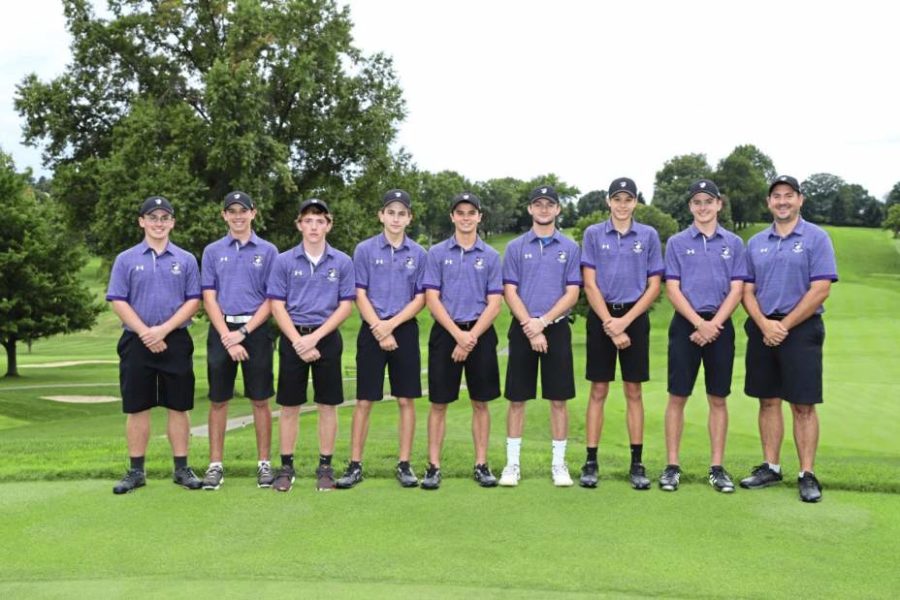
[2,0,898,200]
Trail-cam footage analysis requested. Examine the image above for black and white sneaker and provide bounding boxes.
[257,462,275,488]
[173,466,203,490]
[708,466,735,493]
[202,465,224,490]
[396,462,419,488]
[798,472,822,503]
[335,463,363,489]
[579,461,599,488]
[473,464,498,488]
[113,469,146,495]
[421,464,441,490]
[659,464,681,491]
[739,463,783,489]
[629,462,651,490]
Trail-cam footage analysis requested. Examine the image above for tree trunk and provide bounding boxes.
[3,337,18,378]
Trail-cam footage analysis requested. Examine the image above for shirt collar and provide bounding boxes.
[139,240,172,256]
[449,235,485,252]
[227,231,259,247]
[689,223,725,239]
[767,217,807,239]
[292,242,335,260]
[525,229,560,245]
[379,232,409,250]
[603,219,635,236]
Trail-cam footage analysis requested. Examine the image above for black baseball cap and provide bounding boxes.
[529,185,559,204]
[768,175,801,195]
[382,189,412,209]
[139,196,174,216]
[223,191,254,210]
[298,198,330,215]
[608,177,637,199]
[451,191,481,211]
[688,179,720,200]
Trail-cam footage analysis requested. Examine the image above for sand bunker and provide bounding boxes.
[42,395,119,404]
[21,360,118,369]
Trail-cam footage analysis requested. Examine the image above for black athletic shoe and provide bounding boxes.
[396,463,419,488]
[473,464,498,488]
[798,472,823,503]
[113,469,146,494]
[708,466,735,493]
[629,462,651,490]
[659,464,681,492]
[739,463,783,489]
[272,465,295,492]
[173,466,203,490]
[335,463,363,489]
[421,464,441,490]
[579,461,599,488]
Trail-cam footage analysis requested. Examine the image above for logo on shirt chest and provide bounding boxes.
[600,243,611,251]
[170,262,183,275]
[374,258,385,266]
[473,257,486,270]
[404,257,416,270]
[720,246,732,259]
[252,255,264,267]
[443,259,454,265]
[632,241,644,254]
[219,256,229,263]
[134,265,145,272]
[292,269,304,277]
[557,251,568,263]
[792,242,804,253]
[685,248,695,255]
[759,247,770,254]
[524,252,534,260]
[326,268,339,282]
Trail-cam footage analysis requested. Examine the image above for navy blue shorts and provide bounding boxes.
[504,319,575,401]
[207,322,275,402]
[427,322,500,404]
[355,318,422,401]
[276,327,344,407]
[667,312,735,398]
[585,307,650,383]
[117,328,194,414]
[744,315,825,405]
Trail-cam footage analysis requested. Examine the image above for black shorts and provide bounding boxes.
[117,328,195,414]
[356,318,422,401]
[207,322,275,402]
[276,327,344,407]
[744,315,825,405]
[667,312,735,398]
[505,319,575,401]
[585,306,650,383]
[427,321,500,404]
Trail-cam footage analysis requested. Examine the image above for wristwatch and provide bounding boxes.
[239,325,249,336]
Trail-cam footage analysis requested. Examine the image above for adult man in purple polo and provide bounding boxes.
[658,179,747,493]
[498,185,582,488]
[267,198,355,492]
[421,192,503,490]
[199,191,279,490]
[580,177,663,490]
[107,196,203,494]
[336,189,427,489]
[740,175,837,503]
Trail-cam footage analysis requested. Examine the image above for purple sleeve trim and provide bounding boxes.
[487,289,503,296]
[744,277,756,284]
[201,285,216,291]
[340,295,357,301]
[648,269,665,277]
[580,261,595,269]
[730,275,749,281]
[106,295,128,301]
[185,294,202,300]
[665,274,682,281]
[810,274,838,282]
[355,283,369,290]
[267,294,287,301]
[503,278,519,286]
[422,283,441,291]
[565,280,582,286]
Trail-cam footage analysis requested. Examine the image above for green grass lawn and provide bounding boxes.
[1,225,898,597]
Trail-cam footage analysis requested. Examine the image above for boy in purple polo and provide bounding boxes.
[267,198,355,492]
[107,196,203,494]
[335,189,427,489]
[658,179,747,493]
[740,175,837,503]
[580,177,663,490]
[420,192,503,490]
[200,191,279,490]
[498,185,581,488]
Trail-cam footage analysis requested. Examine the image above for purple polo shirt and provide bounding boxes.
[354,233,427,319]
[106,240,201,330]
[665,224,748,313]
[503,230,582,317]
[422,235,503,323]
[266,242,355,326]
[201,232,278,315]
[580,219,664,303]
[746,219,838,315]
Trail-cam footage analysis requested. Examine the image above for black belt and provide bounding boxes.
[766,313,787,320]
[606,302,636,312]
[296,324,321,334]
[454,320,478,330]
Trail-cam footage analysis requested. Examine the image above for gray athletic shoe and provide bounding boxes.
[629,462,651,490]
[396,462,419,488]
[740,463,783,489]
[202,465,224,490]
[272,465,295,492]
[659,464,681,491]
[579,461,599,488]
[113,469,146,494]
[709,466,735,493]
[335,463,363,489]
[316,464,336,491]
[257,462,275,488]
[421,464,442,490]
[173,466,203,490]
[798,472,823,503]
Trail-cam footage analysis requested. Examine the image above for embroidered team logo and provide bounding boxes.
[292,269,304,277]
[404,257,416,270]
[632,241,644,254]
[134,265,144,271]
[792,242,804,253]
[374,258,385,266]
[444,259,453,265]
[557,251,568,263]
[720,246,732,259]
[170,262,182,275]
[760,248,769,254]
[601,243,611,251]
[524,252,533,260]
[326,268,338,282]
[252,255,264,267]
[219,256,228,263]
[686,248,695,255]
[473,257,485,270]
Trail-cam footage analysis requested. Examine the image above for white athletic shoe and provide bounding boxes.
[552,464,574,487]
[498,464,520,487]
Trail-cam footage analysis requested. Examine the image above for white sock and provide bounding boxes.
[552,439,567,467]
[258,460,270,468]
[506,437,522,466]
[768,463,781,473]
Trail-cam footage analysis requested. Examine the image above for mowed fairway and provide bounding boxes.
[1,226,899,598]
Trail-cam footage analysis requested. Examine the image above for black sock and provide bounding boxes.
[586,447,598,463]
[281,454,294,468]
[319,454,332,466]
[398,460,410,469]
[130,456,145,472]
[349,460,361,470]
[173,456,188,470]
[630,444,643,465]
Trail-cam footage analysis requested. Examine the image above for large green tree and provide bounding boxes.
[714,145,775,228]
[801,173,844,223]
[883,204,900,238]
[651,153,713,228]
[886,181,900,208]
[15,0,406,258]
[0,151,101,377]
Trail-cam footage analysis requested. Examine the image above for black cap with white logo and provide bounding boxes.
[224,191,254,210]
[768,175,801,195]
[688,179,720,200]
[298,198,330,215]
[382,189,412,209]
[139,196,174,216]
[450,192,481,211]
[529,185,560,204]
[608,177,637,199]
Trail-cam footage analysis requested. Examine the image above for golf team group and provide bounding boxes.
[106,174,837,503]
